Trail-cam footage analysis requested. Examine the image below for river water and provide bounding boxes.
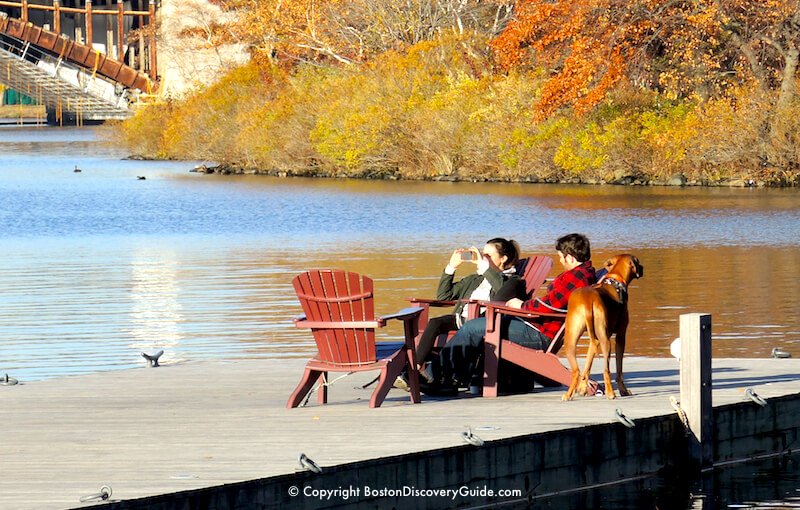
[0,126,799,381]
[1,126,799,509]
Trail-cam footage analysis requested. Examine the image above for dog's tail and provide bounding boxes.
[588,297,610,347]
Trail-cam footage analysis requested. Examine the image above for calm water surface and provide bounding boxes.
[1,126,799,509]
[536,452,800,510]
[0,126,799,382]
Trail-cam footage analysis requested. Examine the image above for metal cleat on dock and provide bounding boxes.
[461,427,485,447]
[78,485,112,503]
[1,373,19,386]
[298,453,322,473]
[141,350,164,367]
[744,388,768,407]
[615,408,636,428]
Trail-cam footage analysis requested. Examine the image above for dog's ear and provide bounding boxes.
[628,256,643,278]
[604,255,619,269]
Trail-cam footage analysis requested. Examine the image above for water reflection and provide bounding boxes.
[530,453,800,510]
[127,249,184,364]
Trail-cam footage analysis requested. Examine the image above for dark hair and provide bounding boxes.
[555,233,591,263]
[486,238,520,270]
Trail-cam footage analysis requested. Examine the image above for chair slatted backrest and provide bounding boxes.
[518,255,554,300]
[293,269,378,365]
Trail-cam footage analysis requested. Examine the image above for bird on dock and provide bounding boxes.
[141,350,164,367]
[137,176,146,180]
[771,347,791,358]
[73,165,81,173]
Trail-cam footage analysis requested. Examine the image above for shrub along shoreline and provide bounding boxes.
[115,35,800,188]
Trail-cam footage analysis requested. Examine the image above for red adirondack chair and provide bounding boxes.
[408,256,554,354]
[287,269,423,409]
[481,286,599,398]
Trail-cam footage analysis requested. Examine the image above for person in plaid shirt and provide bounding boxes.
[421,233,596,395]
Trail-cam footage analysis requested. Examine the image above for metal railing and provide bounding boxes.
[0,0,155,78]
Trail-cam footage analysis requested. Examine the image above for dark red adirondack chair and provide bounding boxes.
[481,276,599,398]
[287,269,423,409]
[408,256,554,354]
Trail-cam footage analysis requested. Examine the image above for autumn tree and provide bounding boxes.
[491,0,800,119]
[197,0,515,66]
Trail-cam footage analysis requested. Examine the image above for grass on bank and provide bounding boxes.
[114,34,800,186]
[0,105,46,119]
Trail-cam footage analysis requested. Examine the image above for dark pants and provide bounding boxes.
[416,314,459,363]
[430,316,550,391]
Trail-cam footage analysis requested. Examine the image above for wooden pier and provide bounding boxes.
[1,356,798,509]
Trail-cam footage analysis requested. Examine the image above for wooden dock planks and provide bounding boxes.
[0,356,798,509]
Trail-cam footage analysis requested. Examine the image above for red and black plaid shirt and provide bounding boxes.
[521,260,597,340]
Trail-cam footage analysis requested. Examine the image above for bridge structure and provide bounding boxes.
[0,0,157,123]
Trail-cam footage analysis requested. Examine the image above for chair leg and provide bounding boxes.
[370,357,410,408]
[369,367,392,408]
[405,349,421,404]
[483,321,502,398]
[286,367,322,409]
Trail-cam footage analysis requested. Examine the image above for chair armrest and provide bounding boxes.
[480,301,566,333]
[380,307,424,352]
[407,297,458,307]
[379,307,423,324]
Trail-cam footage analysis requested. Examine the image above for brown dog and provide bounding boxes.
[561,254,644,401]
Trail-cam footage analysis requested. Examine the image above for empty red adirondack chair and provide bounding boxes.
[287,269,423,409]
[481,276,599,398]
[408,256,554,355]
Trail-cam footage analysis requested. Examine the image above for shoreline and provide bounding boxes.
[183,163,786,188]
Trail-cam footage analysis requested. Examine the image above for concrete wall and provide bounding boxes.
[715,393,800,463]
[85,394,800,510]
[156,0,248,98]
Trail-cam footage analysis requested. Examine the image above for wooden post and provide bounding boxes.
[54,0,60,34]
[85,0,93,48]
[21,0,28,22]
[116,0,124,61]
[147,0,156,80]
[138,28,145,71]
[106,15,113,56]
[679,313,713,468]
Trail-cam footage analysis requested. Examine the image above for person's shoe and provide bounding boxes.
[393,375,410,392]
[419,380,459,397]
[419,364,434,384]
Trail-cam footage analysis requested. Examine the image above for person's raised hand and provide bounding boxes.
[449,249,465,268]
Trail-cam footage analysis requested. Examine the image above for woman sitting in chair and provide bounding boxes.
[396,238,526,390]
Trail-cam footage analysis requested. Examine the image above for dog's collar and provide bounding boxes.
[599,275,628,301]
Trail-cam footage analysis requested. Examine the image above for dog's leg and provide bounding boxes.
[577,301,602,396]
[561,315,583,401]
[593,310,615,399]
[615,313,632,396]
[577,338,598,396]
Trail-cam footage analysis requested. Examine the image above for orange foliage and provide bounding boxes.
[491,0,643,119]
[492,0,800,118]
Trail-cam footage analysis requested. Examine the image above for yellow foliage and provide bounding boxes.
[116,31,799,185]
